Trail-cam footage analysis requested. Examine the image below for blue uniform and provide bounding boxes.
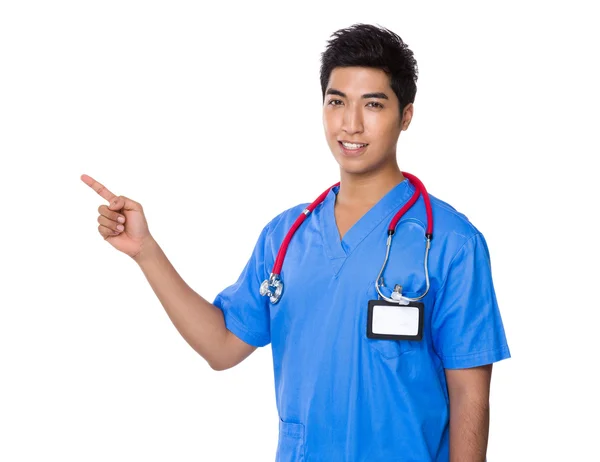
[213,177,510,461]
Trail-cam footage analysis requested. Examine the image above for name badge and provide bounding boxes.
[367,299,424,341]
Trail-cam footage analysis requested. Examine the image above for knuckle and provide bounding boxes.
[123,195,142,210]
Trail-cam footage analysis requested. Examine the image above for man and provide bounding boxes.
[83,23,509,461]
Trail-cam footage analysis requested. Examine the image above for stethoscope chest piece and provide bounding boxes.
[260,273,284,304]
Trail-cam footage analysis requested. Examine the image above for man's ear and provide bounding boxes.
[401,103,414,131]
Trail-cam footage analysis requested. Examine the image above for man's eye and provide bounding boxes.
[328,99,343,106]
[367,101,383,108]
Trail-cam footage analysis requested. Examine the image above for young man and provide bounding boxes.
[83,23,509,462]
[212,24,510,461]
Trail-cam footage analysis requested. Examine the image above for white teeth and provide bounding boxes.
[341,142,367,149]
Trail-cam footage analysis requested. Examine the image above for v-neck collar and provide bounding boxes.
[319,177,415,275]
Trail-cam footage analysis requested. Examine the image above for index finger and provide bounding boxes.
[80,174,117,203]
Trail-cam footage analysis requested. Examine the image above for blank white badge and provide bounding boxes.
[372,303,420,336]
[366,299,424,341]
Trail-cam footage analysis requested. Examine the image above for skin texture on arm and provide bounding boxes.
[134,236,257,371]
[445,364,493,462]
[219,331,258,370]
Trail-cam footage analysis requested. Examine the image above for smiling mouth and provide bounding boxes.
[338,141,368,155]
[339,141,368,149]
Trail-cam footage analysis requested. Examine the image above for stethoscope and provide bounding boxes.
[259,172,434,305]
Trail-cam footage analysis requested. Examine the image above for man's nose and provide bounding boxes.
[341,104,364,134]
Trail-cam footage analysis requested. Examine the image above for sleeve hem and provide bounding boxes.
[441,345,511,369]
[223,309,270,348]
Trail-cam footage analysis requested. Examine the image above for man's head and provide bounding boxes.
[320,24,418,176]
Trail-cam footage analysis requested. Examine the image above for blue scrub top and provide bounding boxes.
[213,177,510,462]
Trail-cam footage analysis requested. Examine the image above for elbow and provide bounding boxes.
[209,362,226,371]
[204,331,246,371]
[207,357,232,371]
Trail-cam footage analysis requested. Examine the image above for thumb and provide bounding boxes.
[108,195,142,212]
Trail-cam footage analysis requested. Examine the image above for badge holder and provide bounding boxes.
[367,287,424,341]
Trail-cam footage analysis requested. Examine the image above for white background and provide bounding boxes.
[1,1,598,460]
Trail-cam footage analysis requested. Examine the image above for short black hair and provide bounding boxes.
[320,23,418,117]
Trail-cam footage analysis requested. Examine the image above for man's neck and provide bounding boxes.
[336,166,406,209]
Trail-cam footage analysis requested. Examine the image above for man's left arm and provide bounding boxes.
[445,364,493,462]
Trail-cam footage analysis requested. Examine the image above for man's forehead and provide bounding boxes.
[327,66,392,93]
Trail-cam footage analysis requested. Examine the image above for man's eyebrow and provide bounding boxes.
[325,88,389,100]
[362,92,389,100]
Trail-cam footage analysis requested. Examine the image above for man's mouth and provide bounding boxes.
[339,141,368,149]
[338,140,368,156]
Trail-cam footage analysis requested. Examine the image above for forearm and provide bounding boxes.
[133,236,229,368]
[448,392,489,462]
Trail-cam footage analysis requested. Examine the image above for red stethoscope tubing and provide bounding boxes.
[271,171,433,276]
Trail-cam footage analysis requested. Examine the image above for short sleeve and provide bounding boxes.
[432,232,511,369]
[212,223,272,348]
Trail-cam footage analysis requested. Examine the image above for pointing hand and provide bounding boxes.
[81,174,153,260]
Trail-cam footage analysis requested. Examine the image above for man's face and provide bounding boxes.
[323,66,413,175]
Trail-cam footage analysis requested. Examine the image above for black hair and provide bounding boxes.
[320,23,418,117]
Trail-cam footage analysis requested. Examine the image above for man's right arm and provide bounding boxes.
[133,236,257,371]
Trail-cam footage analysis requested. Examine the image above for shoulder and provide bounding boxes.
[428,192,480,240]
[421,191,491,269]
[262,202,312,239]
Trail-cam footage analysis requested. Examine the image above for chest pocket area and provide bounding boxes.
[362,281,424,359]
[361,218,428,360]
